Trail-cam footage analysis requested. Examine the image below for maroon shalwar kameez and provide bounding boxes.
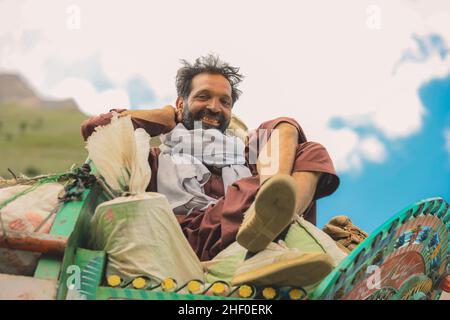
[81,109,339,261]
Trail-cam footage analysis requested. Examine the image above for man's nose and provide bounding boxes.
[206,98,222,113]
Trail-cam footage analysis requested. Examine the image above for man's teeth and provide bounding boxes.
[202,116,219,124]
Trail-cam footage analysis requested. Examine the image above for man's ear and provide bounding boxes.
[175,96,184,123]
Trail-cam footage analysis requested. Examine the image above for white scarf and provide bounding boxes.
[157,123,252,214]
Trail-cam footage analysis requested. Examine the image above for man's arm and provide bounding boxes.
[80,105,177,141]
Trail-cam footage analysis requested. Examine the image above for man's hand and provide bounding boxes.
[121,105,178,131]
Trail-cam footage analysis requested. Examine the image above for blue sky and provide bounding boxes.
[319,73,450,231]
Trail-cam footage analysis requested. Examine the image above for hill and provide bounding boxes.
[0,102,89,178]
[0,73,89,178]
[0,73,78,110]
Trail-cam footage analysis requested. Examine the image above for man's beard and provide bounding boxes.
[182,104,230,133]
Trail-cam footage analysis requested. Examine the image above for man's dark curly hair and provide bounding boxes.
[175,54,244,106]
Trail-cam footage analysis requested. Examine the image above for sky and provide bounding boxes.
[0,0,449,231]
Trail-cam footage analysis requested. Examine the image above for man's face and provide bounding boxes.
[179,73,233,132]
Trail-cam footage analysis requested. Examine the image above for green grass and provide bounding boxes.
[0,103,89,178]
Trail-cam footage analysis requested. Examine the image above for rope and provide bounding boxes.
[33,202,63,233]
[0,164,98,242]
[0,183,43,212]
[93,176,116,200]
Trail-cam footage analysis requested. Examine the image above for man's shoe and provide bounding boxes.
[322,215,368,253]
[236,174,298,253]
[231,241,334,287]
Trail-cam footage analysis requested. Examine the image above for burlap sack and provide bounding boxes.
[89,192,204,285]
[0,183,63,275]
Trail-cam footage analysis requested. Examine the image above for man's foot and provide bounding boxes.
[231,241,334,287]
[322,216,368,253]
[236,174,298,253]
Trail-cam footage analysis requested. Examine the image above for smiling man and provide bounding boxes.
[176,72,233,132]
[81,54,342,287]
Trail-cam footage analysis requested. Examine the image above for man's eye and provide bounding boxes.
[221,100,231,107]
[197,95,209,100]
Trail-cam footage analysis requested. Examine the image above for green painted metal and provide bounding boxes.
[33,188,91,281]
[310,197,449,300]
[74,248,106,300]
[33,162,110,300]
[54,184,109,300]
[67,247,307,300]
[69,249,240,300]
[32,257,61,281]
[95,286,235,300]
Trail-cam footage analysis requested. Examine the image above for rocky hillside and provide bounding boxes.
[0,73,77,110]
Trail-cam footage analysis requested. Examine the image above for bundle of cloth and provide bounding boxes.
[0,181,64,275]
[86,114,203,286]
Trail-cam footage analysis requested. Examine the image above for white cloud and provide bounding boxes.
[323,130,386,173]
[360,136,387,163]
[53,77,130,115]
[445,128,450,158]
[323,128,360,173]
[1,0,450,172]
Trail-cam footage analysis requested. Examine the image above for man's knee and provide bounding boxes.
[260,117,305,145]
[295,141,326,155]
[274,122,299,140]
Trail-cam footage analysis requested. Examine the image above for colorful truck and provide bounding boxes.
[0,164,448,300]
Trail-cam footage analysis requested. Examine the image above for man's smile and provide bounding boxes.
[201,115,221,127]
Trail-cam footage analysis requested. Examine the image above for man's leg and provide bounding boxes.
[232,122,338,287]
[237,123,321,252]
[258,122,320,215]
[257,122,298,184]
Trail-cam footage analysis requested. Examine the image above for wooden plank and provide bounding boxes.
[0,230,67,255]
[0,273,57,300]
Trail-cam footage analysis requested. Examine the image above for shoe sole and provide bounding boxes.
[236,174,297,252]
[231,252,334,288]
